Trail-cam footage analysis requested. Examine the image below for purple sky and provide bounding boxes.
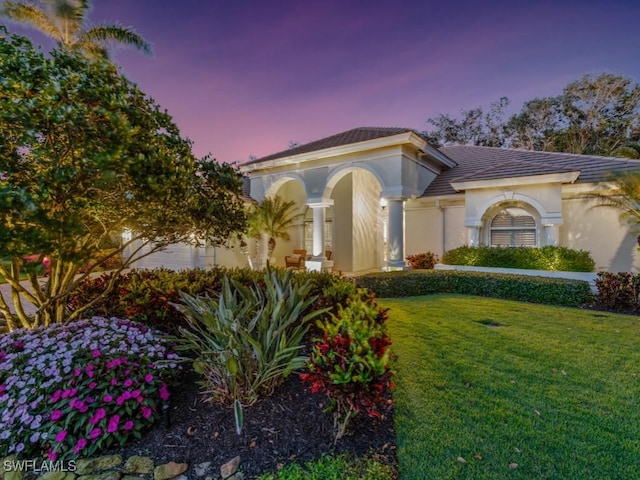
[5,0,640,163]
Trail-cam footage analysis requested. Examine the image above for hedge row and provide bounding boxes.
[68,267,355,334]
[441,245,595,272]
[355,270,594,307]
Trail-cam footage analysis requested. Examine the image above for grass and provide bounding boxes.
[0,259,28,284]
[256,454,395,479]
[382,294,640,480]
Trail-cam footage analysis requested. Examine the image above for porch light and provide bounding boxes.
[379,198,388,209]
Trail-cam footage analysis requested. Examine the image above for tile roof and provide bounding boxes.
[244,127,419,165]
[423,145,640,197]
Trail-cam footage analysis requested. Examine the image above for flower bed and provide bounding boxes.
[0,317,179,460]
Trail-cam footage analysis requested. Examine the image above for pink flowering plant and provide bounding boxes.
[0,317,179,460]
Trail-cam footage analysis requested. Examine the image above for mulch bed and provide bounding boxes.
[111,366,397,479]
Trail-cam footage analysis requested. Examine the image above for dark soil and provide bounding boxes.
[111,367,397,479]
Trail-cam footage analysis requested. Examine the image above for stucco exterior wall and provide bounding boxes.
[351,170,381,272]
[444,204,467,252]
[251,145,402,202]
[464,184,563,226]
[332,173,353,272]
[561,196,640,272]
[212,243,251,269]
[129,241,202,271]
[405,205,442,257]
[269,179,307,267]
[405,199,466,258]
[126,239,251,271]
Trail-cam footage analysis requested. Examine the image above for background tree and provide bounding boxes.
[611,142,640,159]
[426,97,510,148]
[426,73,640,156]
[0,29,246,330]
[1,0,152,58]
[506,97,562,151]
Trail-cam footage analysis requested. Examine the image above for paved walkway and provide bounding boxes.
[0,280,40,317]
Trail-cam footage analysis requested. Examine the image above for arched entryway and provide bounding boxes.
[324,167,384,273]
[263,177,307,268]
[242,127,455,272]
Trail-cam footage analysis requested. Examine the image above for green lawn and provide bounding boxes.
[0,259,30,284]
[383,295,640,480]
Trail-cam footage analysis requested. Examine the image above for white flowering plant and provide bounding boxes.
[0,317,180,460]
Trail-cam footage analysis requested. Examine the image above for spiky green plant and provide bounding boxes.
[174,266,329,433]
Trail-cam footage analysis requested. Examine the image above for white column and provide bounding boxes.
[544,225,560,246]
[312,205,326,259]
[387,198,406,269]
[468,226,480,246]
[307,200,333,260]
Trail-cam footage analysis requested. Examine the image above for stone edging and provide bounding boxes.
[1,455,243,480]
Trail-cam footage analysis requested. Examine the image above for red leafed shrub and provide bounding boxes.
[300,289,394,442]
[406,251,439,269]
[595,272,640,311]
[68,269,230,334]
[68,267,355,335]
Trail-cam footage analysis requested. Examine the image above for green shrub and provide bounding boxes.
[300,289,394,442]
[69,267,353,334]
[406,251,439,269]
[442,245,595,272]
[356,270,594,307]
[174,267,328,411]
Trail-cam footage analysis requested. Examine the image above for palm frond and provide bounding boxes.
[585,171,640,225]
[50,0,86,44]
[73,37,109,59]
[1,1,60,40]
[81,24,152,56]
[246,196,303,257]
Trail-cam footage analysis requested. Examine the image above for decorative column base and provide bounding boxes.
[384,262,410,271]
[305,260,334,272]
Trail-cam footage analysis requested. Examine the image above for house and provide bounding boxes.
[135,126,640,273]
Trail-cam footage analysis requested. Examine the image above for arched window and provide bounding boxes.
[490,207,536,247]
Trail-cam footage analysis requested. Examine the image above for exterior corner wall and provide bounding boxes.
[351,169,381,272]
[405,198,466,258]
[332,173,353,272]
[561,196,640,272]
[130,241,201,271]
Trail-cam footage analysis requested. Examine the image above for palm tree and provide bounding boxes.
[249,196,303,262]
[1,0,152,59]
[601,172,640,222]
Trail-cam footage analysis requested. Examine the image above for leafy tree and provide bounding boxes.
[555,74,640,155]
[506,97,563,151]
[426,97,510,148]
[426,73,640,156]
[0,29,247,330]
[1,0,152,58]
[611,143,640,159]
